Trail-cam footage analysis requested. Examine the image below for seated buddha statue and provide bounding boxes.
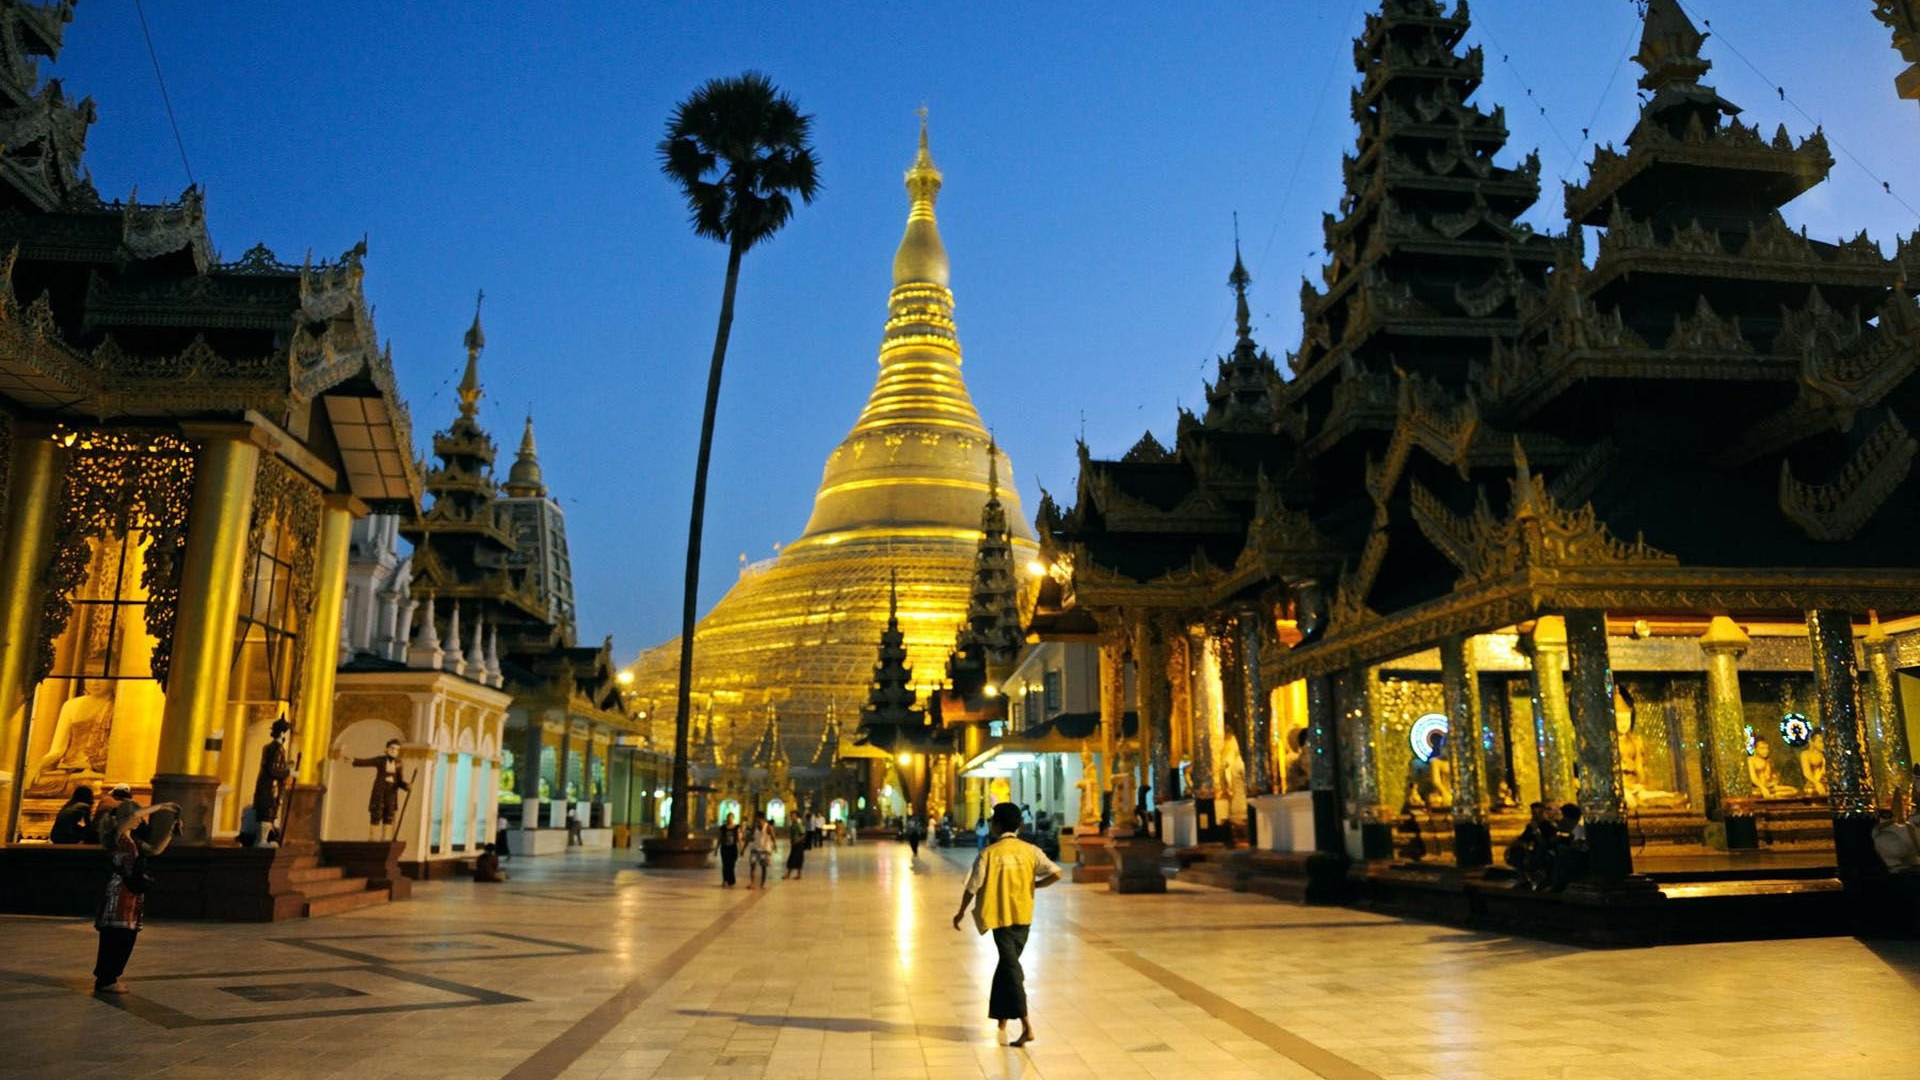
[1747,740,1800,799]
[1799,731,1828,798]
[1614,687,1686,809]
[1403,730,1451,810]
[25,680,114,798]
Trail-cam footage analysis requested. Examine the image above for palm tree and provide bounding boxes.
[653,73,819,857]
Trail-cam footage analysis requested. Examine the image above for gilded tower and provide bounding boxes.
[628,121,1037,765]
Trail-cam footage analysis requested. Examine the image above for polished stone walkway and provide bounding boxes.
[1,842,1915,1079]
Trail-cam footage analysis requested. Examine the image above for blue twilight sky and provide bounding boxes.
[46,1,1920,659]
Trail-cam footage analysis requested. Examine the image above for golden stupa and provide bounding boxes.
[628,120,1038,757]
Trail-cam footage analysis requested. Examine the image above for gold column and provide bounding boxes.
[153,434,261,844]
[1097,632,1126,788]
[1861,616,1914,813]
[1698,615,1752,819]
[1527,616,1576,806]
[288,496,356,841]
[294,497,355,783]
[1440,634,1491,867]
[1167,629,1195,798]
[0,433,66,843]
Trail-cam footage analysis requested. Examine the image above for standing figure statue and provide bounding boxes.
[335,738,411,841]
[245,718,293,846]
[1074,744,1102,826]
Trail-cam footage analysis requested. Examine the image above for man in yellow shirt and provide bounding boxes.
[951,801,1062,1045]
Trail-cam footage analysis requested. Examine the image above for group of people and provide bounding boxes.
[1504,801,1588,891]
[716,812,806,888]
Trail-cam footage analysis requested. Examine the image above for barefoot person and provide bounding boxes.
[951,801,1061,1046]
[93,799,180,994]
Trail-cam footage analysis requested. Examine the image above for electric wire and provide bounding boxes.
[132,0,194,188]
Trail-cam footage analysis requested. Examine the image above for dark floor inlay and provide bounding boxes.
[219,982,369,1003]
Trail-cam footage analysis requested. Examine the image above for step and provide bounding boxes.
[304,887,390,918]
[288,865,346,885]
[300,875,376,900]
[290,854,320,871]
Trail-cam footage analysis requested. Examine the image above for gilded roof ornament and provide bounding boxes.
[458,290,485,421]
[892,110,950,287]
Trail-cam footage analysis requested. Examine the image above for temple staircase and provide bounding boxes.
[289,846,392,917]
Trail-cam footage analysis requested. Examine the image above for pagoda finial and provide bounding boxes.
[1634,0,1712,92]
[1229,217,1253,347]
[889,568,899,622]
[458,290,485,420]
[893,109,950,287]
[986,431,1001,506]
[504,412,547,497]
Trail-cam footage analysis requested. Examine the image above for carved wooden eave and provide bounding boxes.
[1564,118,1831,225]
[1719,288,1920,465]
[1356,1,1469,55]
[1588,207,1893,295]
[1778,410,1918,542]
[1065,542,1224,610]
[1210,475,1343,605]
[1264,560,1920,686]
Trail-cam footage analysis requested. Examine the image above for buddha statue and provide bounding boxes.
[1282,725,1311,793]
[1219,733,1248,824]
[1747,740,1800,799]
[1404,730,1451,810]
[1799,730,1828,797]
[25,680,114,798]
[1615,686,1686,809]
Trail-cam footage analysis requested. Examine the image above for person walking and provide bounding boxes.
[717,813,742,888]
[565,806,583,847]
[905,814,923,864]
[952,801,1061,1046]
[783,818,807,879]
[746,813,775,889]
[93,798,180,994]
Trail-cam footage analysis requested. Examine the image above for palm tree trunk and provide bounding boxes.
[670,236,746,844]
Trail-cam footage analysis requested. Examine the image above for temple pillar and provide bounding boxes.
[0,433,64,843]
[288,496,356,841]
[1698,616,1753,838]
[1861,617,1914,814]
[1183,624,1220,841]
[1307,672,1343,854]
[1440,634,1490,868]
[1217,616,1247,836]
[1134,616,1171,830]
[1807,609,1878,881]
[1565,610,1631,880]
[1166,627,1192,800]
[154,433,261,844]
[1097,632,1127,822]
[1526,616,1577,807]
[1240,611,1273,801]
[1337,665,1391,859]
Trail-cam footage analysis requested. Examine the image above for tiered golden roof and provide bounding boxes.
[629,119,1037,759]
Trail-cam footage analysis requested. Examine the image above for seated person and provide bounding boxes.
[1503,802,1558,890]
[473,843,508,882]
[1872,809,1920,874]
[49,785,95,844]
[1547,804,1587,892]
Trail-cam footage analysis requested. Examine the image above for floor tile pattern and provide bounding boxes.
[0,842,1914,1079]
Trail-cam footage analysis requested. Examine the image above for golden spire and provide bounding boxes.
[794,112,1032,547]
[504,413,547,497]
[458,290,485,420]
[892,108,949,288]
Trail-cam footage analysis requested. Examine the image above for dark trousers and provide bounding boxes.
[988,924,1030,1020]
[93,928,138,987]
[720,845,739,886]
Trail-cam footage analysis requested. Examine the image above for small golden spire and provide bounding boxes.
[504,412,547,497]
[458,290,485,420]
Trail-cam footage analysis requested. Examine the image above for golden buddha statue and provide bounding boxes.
[1746,740,1800,799]
[1799,730,1828,797]
[26,679,114,797]
[1615,687,1686,809]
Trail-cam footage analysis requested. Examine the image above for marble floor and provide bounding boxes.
[1,842,1916,1080]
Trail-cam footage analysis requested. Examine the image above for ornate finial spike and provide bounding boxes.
[986,430,1000,503]
[464,289,486,356]
[889,568,899,621]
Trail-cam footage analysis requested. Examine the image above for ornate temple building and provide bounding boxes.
[0,0,424,917]
[1042,0,1920,939]
[626,122,1038,816]
[335,308,656,869]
